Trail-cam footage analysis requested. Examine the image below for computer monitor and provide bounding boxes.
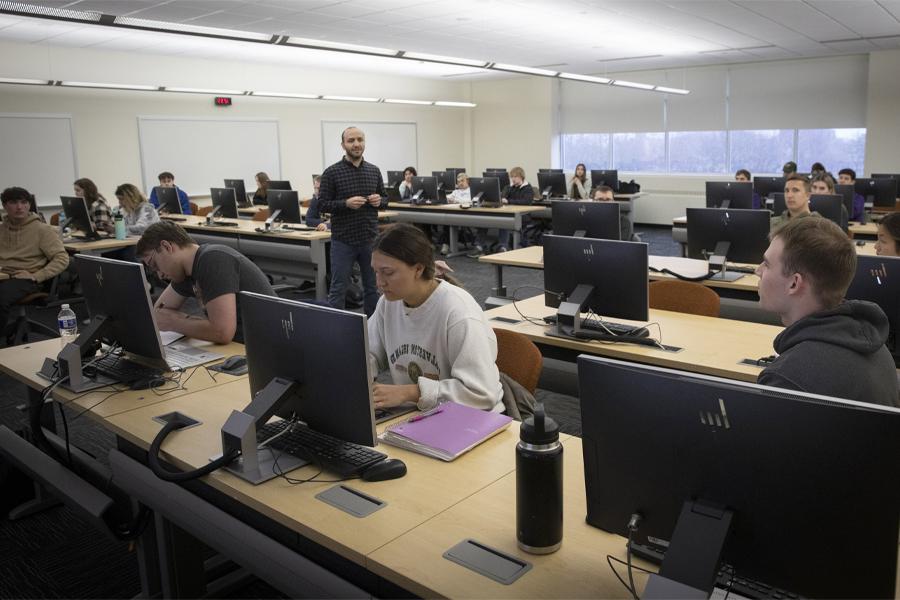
[410,176,441,204]
[771,192,786,215]
[686,207,769,269]
[855,177,897,209]
[59,196,99,239]
[578,355,900,598]
[266,190,302,224]
[223,179,249,207]
[484,168,507,173]
[808,194,844,229]
[537,171,567,199]
[543,235,648,336]
[846,254,900,366]
[153,186,183,215]
[209,187,238,219]
[705,181,754,210]
[752,176,785,199]
[431,170,456,192]
[538,168,563,173]
[223,291,376,483]
[445,167,466,173]
[468,177,502,208]
[268,180,292,191]
[590,169,619,192]
[871,173,900,181]
[551,201,620,240]
[482,170,510,191]
[834,184,855,218]
[386,170,404,187]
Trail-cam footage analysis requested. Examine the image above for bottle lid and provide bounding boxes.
[61,303,69,310]
[520,403,559,445]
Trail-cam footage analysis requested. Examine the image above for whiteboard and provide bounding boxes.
[138,117,281,197]
[321,121,417,177]
[0,114,78,207]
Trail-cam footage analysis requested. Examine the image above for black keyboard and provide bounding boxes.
[92,354,162,383]
[543,314,649,337]
[716,566,801,599]
[257,420,386,477]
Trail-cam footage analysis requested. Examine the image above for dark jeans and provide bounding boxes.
[328,239,379,316]
[0,278,39,339]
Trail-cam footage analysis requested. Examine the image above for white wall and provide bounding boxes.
[864,49,900,175]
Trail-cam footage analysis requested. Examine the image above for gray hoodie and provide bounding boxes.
[758,300,899,407]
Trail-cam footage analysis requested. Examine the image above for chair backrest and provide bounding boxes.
[50,212,60,226]
[189,202,199,215]
[494,328,542,395]
[252,208,270,222]
[196,206,213,217]
[649,279,720,318]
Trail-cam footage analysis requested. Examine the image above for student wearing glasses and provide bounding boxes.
[136,221,274,344]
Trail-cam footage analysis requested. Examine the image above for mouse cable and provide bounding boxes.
[148,420,239,482]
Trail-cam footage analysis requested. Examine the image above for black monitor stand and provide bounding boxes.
[218,377,308,484]
[553,283,593,338]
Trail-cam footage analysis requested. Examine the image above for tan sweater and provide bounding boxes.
[0,214,69,283]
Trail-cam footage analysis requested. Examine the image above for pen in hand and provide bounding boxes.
[408,408,443,422]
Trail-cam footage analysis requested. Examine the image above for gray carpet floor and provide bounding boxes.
[0,225,680,598]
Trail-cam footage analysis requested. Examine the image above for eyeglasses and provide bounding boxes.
[142,248,161,275]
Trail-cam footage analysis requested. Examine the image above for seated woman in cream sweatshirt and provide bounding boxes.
[367,223,503,413]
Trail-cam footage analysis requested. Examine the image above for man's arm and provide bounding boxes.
[148,187,159,208]
[317,171,347,214]
[156,293,236,345]
[33,228,69,282]
[154,284,187,310]
[177,188,191,214]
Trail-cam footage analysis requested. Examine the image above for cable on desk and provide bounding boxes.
[649,266,714,282]
[148,420,239,482]
[510,285,563,327]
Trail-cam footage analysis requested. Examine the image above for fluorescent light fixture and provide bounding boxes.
[113,16,272,42]
[166,87,245,95]
[434,101,477,108]
[61,81,158,91]
[0,1,101,22]
[287,37,398,57]
[401,51,488,68]
[558,72,612,84]
[384,98,434,105]
[253,91,320,99]
[321,95,380,103]
[0,77,49,85]
[490,63,560,77]
[654,86,690,95]
[611,80,655,90]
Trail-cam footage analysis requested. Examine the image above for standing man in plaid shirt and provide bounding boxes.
[318,126,387,316]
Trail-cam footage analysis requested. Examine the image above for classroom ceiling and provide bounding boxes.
[2,0,900,79]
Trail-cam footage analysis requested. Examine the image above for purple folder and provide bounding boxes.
[379,402,513,461]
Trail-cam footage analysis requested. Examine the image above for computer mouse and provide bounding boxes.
[130,377,162,391]
[221,355,247,372]
[856,240,867,246]
[361,458,407,482]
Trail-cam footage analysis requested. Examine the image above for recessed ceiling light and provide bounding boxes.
[321,95,380,102]
[490,63,559,77]
[434,101,477,107]
[611,80,655,90]
[252,91,320,99]
[0,77,50,85]
[166,86,245,95]
[384,98,434,105]
[287,37,398,56]
[654,86,690,95]
[558,72,612,85]
[61,81,158,90]
[401,51,488,68]
[113,16,273,42]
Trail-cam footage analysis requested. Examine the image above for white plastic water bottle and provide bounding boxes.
[57,304,78,347]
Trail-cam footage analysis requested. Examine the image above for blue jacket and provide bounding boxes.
[852,193,865,222]
[305,195,329,229]
[149,186,191,215]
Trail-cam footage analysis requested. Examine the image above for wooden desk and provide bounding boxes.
[485,295,780,382]
[387,203,545,254]
[63,236,138,254]
[850,222,878,238]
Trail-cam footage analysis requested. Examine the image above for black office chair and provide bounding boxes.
[6,276,71,346]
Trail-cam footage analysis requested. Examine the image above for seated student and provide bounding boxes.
[838,168,866,222]
[810,173,849,230]
[436,172,473,256]
[148,171,191,215]
[252,172,270,206]
[368,223,503,412]
[735,168,762,209]
[495,166,535,252]
[810,162,827,177]
[305,175,329,231]
[0,187,69,346]
[875,211,900,256]
[569,163,589,200]
[398,166,417,200]
[782,161,798,178]
[115,183,159,236]
[591,185,633,241]
[756,217,898,407]
[74,178,114,235]
[771,174,817,230]
[136,221,275,344]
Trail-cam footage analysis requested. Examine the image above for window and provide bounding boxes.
[561,133,610,170]
[730,129,794,175]
[613,132,666,173]
[797,128,866,176]
[668,131,727,174]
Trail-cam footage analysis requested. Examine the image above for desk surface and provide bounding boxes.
[485,295,780,382]
[850,222,878,236]
[63,236,138,252]
[388,202,545,215]
[164,214,331,241]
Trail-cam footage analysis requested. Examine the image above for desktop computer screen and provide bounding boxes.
[537,171,567,199]
[266,190,303,224]
[686,208,769,264]
[411,176,441,203]
[223,179,249,207]
[846,254,900,365]
[834,184,855,217]
[771,192,786,215]
[386,170,404,187]
[855,177,897,208]
[705,181,754,209]
[482,170,510,191]
[241,291,376,447]
[551,201,620,240]
[209,187,239,219]
[590,169,619,192]
[538,168,563,173]
[808,194,845,229]
[543,234,648,326]
[578,355,900,598]
[752,176,785,199]
[153,186,184,215]
[59,196,99,238]
[432,170,456,191]
[267,180,292,191]
[871,173,900,181]
[468,177,502,207]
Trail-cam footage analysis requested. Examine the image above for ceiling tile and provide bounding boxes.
[182,11,263,28]
[124,3,218,21]
[823,38,878,52]
[64,0,163,15]
[807,0,900,37]
[734,0,855,40]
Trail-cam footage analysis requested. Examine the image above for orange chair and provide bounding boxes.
[196,206,214,217]
[252,208,270,222]
[648,280,720,318]
[493,328,542,395]
[50,212,60,226]
[188,202,199,215]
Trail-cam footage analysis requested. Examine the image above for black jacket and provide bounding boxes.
[758,300,899,407]
[505,182,534,206]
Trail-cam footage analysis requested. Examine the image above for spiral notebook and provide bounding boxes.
[379,402,513,461]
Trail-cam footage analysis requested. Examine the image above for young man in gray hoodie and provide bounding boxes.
[756,216,898,407]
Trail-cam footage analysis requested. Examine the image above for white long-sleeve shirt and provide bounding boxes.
[368,280,503,412]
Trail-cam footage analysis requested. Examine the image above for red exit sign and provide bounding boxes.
[214,96,232,106]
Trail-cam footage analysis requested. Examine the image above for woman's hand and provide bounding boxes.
[373,383,419,408]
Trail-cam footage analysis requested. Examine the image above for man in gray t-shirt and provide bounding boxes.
[136,221,274,344]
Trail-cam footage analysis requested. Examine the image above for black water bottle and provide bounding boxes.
[516,403,563,554]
